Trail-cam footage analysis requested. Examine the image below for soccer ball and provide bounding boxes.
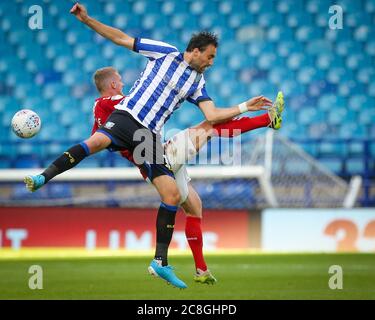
[11,109,41,139]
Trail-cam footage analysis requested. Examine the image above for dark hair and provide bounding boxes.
[186,31,219,52]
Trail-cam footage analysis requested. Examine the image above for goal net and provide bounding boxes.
[0,131,361,208]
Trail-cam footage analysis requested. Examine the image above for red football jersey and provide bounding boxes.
[91,95,125,135]
[91,95,147,179]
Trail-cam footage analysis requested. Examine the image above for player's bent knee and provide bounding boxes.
[162,188,181,206]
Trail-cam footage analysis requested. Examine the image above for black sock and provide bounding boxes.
[42,143,89,183]
[154,202,178,266]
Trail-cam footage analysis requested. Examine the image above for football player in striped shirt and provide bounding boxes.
[90,67,283,285]
[25,2,277,289]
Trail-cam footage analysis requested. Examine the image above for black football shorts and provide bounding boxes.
[97,110,174,181]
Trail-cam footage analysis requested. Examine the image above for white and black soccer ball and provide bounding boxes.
[11,109,41,139]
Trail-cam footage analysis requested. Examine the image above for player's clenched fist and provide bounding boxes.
[70,2,89,23]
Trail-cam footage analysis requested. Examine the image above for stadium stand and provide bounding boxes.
[0,0,374,206]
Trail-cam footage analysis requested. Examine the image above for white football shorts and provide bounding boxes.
[163,129,197,204]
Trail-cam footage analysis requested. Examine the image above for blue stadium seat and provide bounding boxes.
[346,158,365,175]
[297,67,324,84]
[348,142,364,156]
[298,142,318,157]
[199,13,220,29]
[247,0,274,14]
[287,53,314,71]
[347,13,371,28]
[267,26,294,42]
[284,159,311,175]
[318,142,347,157]
[228,13,254,29]
[358,109,375,126]
[357,67,375,84]
[339,0,363,11]
[306,40,333,56]
[308,123,329,139]
[189,0,217,15]
[296,26,323,42]
[67,124,91,141]
[269,67,293,85]
[14,155,42,169]
[368,83,375,97]
[365,40,375,56]
[142,14,168,30]
[53,55,81,73]
[171,13,198,30]
[0,156,11,169]
[277,41,304,57]
[257,53,283,71]
[319,158,343,174]
[276,0,303,13]
[298,107,324,126]
[83,56,109,73]
[328,107,348,126]
[218,0,246,15]
[287,12,313,27]
[161,1,188,15]
[36,30,65,46]
[42,83,70,100]
[132,0,160,15]
[47,184,73,199]
[348,52,373,69]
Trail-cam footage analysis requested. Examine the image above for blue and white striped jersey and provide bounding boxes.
[115,38,211,133]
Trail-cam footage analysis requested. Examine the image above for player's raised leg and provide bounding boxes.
[24,132,111,192]
[212,91,285,137]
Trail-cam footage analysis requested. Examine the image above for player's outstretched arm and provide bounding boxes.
[198,96,272,124]
[70,3,135,50]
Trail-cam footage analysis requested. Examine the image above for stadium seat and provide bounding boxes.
[161,1,188,15]
[347,13,371,28]
[318,142,347,157]
[189,0,217,15]
[47,184,73,199]
[142,14,168,30]
[319,158,343,174]
[267,26,294,42]
[228,13,254,29]
[170,13,198,30]
[199,13,220,29]
[288,12,314,27]
[0,156,11,169]
[346,158,365,175]
[14,155,42,168]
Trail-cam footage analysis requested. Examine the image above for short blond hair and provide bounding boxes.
[93,67,117,94]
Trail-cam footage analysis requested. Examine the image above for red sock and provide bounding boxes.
[185,216,207,271]
[213,113,271,137]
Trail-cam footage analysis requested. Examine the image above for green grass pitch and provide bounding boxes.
[0,252,374,299]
